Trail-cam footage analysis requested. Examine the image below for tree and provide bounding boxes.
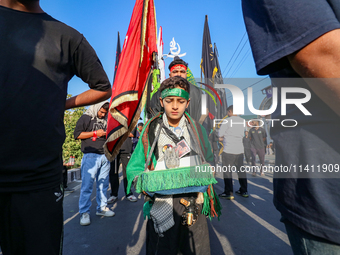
[63,94,86,167]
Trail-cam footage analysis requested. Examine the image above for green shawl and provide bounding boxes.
[126,112,222,219]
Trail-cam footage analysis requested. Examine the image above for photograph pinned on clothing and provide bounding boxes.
[175,140,191,158]
[173,126,183,138]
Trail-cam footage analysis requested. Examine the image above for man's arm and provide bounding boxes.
[288,29,340,116]
[66,36,112,110]
[76,129,106,140]
[65,89,111,110]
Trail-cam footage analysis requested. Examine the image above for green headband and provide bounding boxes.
[161,88,190,100]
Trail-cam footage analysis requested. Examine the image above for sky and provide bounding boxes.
[41,0,270,112]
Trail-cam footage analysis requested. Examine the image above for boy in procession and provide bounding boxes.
[126,76,221,255]
[149,57,202,122]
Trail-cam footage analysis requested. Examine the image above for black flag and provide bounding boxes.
[113,31,121,81]
[201,15,217,85]
[200,15,217,132]
[214,43,228,119]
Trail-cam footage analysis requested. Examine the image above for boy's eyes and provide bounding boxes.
[165,100,186,104]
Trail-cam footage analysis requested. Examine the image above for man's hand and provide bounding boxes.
[76,130,106,140]
[96,129,106,137]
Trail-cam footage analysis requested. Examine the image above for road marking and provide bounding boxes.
[250,194,266,201]
[64,195,96,225]
[126,215,147,255]
[132,211,142,235]
[247,180,273,194]
[64,175,123,224]
[232,199,290,245]
[214,183,289,246]
[63,183,81,198]
[210,224,235,255]
[64,211,79,225]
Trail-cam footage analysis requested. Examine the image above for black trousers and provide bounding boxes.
[0,185,64,255]
[222,152,247,194]
[62,165,68,188]
[146,194,210,255]
[251,148,266,169]
[244,148,252,164]
[109,152,131,197]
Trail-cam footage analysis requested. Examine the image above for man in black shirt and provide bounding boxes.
[249,121,267,176]
[74,102,115,226]
[243,0,340,253]
[132,122,144,151]
[148,57,202,122]
[243,131,252,164]
[0,1,111,254]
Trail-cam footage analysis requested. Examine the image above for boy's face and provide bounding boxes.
[160,88,190,122]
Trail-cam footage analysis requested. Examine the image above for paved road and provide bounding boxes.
[61,155,293,255]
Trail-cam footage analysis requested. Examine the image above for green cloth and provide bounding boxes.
[150,69,160,98]
[126,112,221,219]
[186,67,197,86]
[126,112,214,194]
[161,88,190,100]
[135,164,217,193]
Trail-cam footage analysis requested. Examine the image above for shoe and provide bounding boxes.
[107,196,118,204]
[127,194,138,202]
[235,190,249,198]
[252,172,256,177]
[218,193,235,200]
[261,172,265,176]
[80,213,90,226]
[96,207,115,217]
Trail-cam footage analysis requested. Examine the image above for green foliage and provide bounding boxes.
[62,94,86,167]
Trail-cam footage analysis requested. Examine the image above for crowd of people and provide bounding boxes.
[1,0,339,254]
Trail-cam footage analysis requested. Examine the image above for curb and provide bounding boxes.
[67,168,81,184]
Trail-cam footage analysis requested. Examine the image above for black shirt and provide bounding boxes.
[243,0,340,244]
[0,6,110,192]
[249,127,266,150]
[120,137,132,154]
[242,136,251,149]
[74,115,107,154]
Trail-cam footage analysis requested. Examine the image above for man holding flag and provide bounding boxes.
[149,56,202,123]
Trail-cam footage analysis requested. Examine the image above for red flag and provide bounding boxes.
[104,0,157,161]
